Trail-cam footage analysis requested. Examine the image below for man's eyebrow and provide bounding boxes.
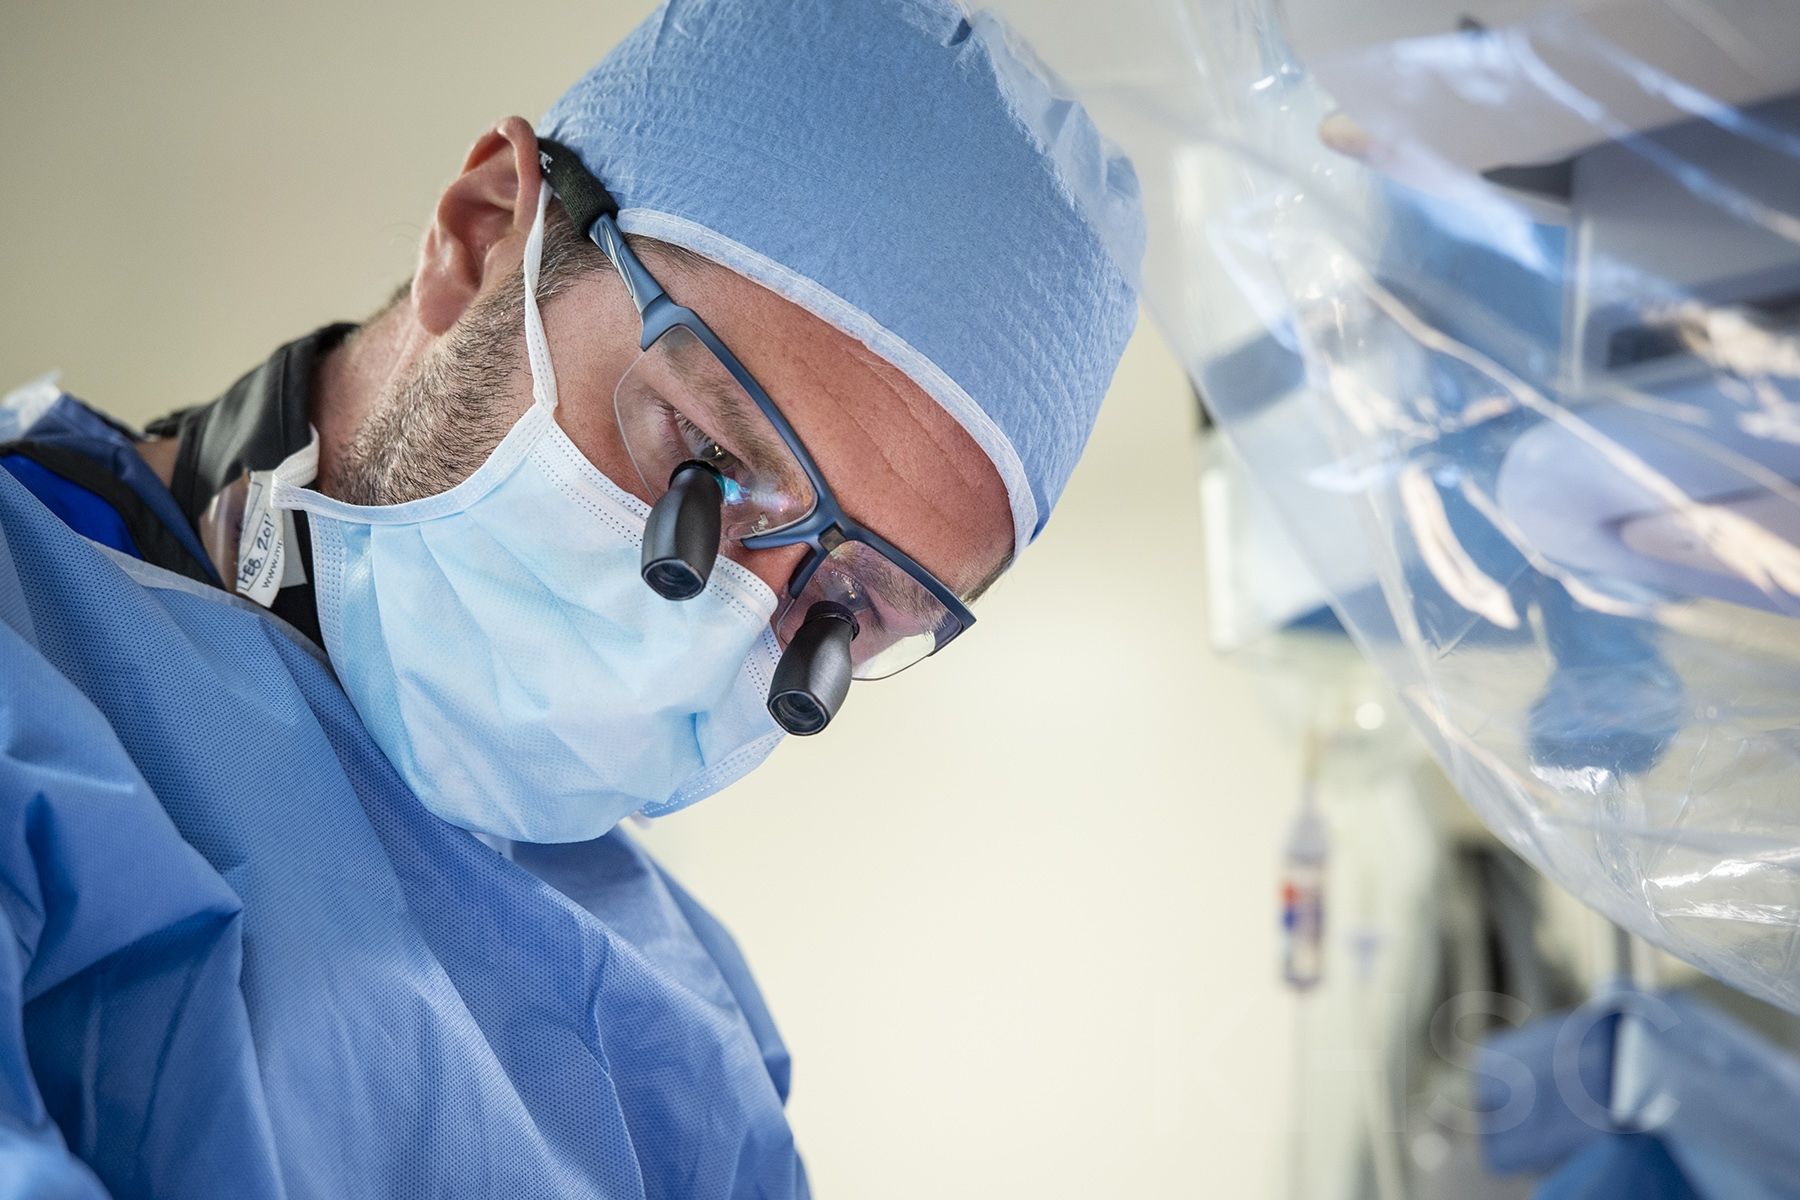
[962,552,1010,603]
[667,349,794,465]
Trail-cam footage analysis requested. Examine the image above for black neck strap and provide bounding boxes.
[536,137,620,236]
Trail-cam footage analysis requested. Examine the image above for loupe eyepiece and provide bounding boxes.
[767,601,858,736]
[642,461,724,600]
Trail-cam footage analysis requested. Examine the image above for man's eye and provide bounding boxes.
[670,409,738,473]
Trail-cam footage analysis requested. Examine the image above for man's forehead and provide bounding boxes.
[652,254,1013,597]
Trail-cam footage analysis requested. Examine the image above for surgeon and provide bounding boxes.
[0,0,1140,1197]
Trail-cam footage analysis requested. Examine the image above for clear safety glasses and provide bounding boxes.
[538,141,975,707]
[612,325,971,679]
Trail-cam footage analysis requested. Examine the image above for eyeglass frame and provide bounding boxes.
[537,138,976,661]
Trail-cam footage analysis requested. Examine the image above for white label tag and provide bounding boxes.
[234,429,320,608]
[235,470,287,607]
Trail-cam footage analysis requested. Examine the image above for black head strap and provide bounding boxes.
[536,137,620,236]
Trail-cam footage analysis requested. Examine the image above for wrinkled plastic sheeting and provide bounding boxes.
[991,0,1800,1010]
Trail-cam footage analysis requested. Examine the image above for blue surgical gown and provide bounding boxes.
[0,468,807,1198]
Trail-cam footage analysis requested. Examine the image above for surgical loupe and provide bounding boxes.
[641,460,726,602]
[640,459,861,736]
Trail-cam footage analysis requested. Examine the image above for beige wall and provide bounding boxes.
[0,4,1301,1195]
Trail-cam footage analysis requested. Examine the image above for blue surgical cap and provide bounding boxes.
[542,0,1144,555]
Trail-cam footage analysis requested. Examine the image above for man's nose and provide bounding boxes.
[721,540,812,602]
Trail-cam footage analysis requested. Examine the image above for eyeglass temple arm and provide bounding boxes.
[536,136,665,318]
[590,217,665,316]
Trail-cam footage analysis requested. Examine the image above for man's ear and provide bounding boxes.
[412,116,544,337]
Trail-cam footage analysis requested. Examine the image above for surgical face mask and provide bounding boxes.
[274,184,784,843]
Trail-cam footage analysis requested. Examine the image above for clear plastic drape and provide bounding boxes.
[993,0,1800,1011]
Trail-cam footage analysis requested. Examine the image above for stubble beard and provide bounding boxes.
[332,273,528,508]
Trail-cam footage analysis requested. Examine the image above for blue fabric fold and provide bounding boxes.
[0,469,805,1199]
